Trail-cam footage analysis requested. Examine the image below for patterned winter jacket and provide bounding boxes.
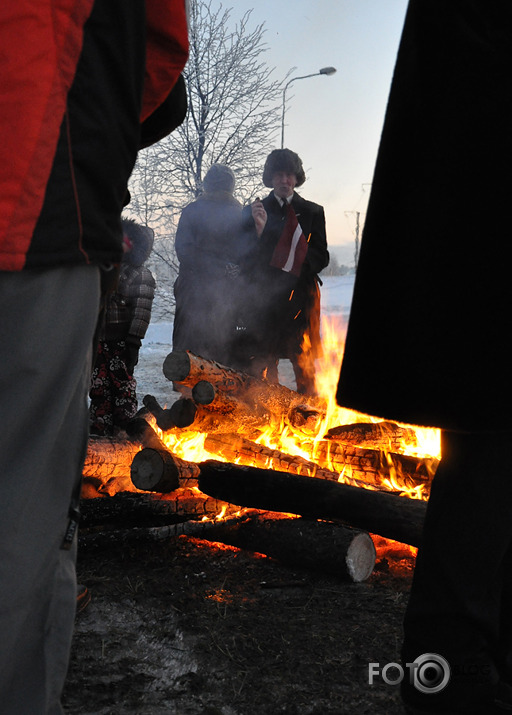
[100,220,156,345]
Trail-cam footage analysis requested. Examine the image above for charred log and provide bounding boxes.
[203,433,391,493]
[288,404,326,435]
[130,447,200,492]
[168,397,197,428]
[163,350,326,417]
[79,489,238,531]
[325,421,418,451]
[197,460,427,547]
[78,505,375,582]
[124,416,167,450]
[142,395,176,431]
[82,437,141,498]
[311,440,437,496]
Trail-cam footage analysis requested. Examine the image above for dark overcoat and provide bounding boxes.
[173,191,244,363]
[241,191,329,358]
[337,0,512,432]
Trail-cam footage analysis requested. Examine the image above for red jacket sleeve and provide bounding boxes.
[0,1,95,269]
[142,0,189,122]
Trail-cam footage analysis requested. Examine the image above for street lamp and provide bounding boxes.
[280,66,337,148]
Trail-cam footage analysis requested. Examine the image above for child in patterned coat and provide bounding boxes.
[89,218,155,435]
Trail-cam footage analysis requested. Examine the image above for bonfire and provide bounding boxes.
[81,315,440,582]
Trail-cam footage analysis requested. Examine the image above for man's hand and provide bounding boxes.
[251,198,267,237]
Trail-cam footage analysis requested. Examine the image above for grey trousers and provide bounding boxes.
[0,265,100,714]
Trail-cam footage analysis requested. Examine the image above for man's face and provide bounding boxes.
[272,171,297,199]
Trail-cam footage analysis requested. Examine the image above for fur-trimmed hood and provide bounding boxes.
[121,218,154,267]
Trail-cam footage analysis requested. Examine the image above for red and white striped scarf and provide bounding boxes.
[270,202,308,277]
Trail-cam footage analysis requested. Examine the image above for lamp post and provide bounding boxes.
[280,66,337,148]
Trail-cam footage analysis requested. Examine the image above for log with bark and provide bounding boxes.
[79,488,238,531]
[311,440,437,496]
[163,350,327,417]
[82,437,142,497]
[325,421,418,451]
[128,434,398,497]
[197,460,427,547]
[130,447,200,492]
[203,433,394,492]
[78,507,376,582]
[82,417,171,497]
[186,511,377,582]
[142,395,176,431]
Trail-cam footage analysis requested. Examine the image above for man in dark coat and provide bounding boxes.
[336,1,512,712]
[240,149,329,393]
[173,164,243,365]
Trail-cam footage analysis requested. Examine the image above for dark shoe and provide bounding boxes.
[76,584,91,615]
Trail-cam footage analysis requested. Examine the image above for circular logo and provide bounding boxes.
[412,653,451,694]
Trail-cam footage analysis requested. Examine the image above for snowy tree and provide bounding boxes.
[126,0,286,319]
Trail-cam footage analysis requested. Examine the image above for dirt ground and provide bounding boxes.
[64,524,415,715]
[63,343,415,714]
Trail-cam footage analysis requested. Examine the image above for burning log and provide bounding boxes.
[124,416,168,450]
[287,403,325,435]
[82,437,141,497]
[131,447,200,492]
[78,507,376,582]
[203,433,392,493]
[325,421,418,451]
[163,350,326,417]
[82,417,171,498]
[197,460,427,547]
[142,395,176,431]
[167,397,197,428]
[311,440,437,496]
[203,433,435,496]
[128,434,395,497]
[79,489,239,530]
[192,379,324,434]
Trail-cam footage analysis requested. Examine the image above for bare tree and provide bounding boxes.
[126,0,286,319]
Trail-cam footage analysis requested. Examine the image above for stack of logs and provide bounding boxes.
[81,350,439,582]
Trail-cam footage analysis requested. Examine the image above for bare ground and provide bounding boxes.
[64,531,414,715]
[63,344,414,714]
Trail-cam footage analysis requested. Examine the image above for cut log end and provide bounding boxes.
[163,351,192,382]
[168,397,197,428]
[192,380,216,405]
[345,532,377,582]
[130,448,180,493]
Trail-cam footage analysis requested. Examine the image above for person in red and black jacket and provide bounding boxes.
[0,2,188,711]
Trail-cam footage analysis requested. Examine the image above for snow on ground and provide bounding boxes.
[134,274,355,408]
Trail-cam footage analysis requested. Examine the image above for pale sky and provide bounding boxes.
[228,0,409,251]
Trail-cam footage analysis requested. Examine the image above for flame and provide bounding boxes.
[146,313,440,566]
[158,314,440,502]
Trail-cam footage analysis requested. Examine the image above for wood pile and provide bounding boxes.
[80,350,438,581]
